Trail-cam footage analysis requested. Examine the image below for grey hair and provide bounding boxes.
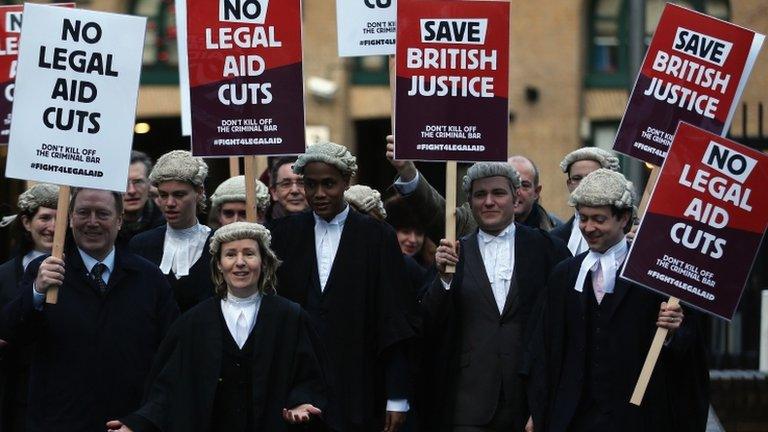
[210,176,270,214]
[209,222,281,298]
[293,142,358,177]
[461,162,522,196]
[149,150,209,187]
[560,147,621,174]
[568,169,635,211]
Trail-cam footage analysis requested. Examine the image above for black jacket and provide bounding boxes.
[117,200,166,247]
[122,295,330,432]
[1,245,179,432]
[0,256,26,432]
[418,224,570,430]
[550,215,575,244]
[527,251,710,432]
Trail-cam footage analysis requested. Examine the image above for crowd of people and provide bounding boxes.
[0,137,709,432]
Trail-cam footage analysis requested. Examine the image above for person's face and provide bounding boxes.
[22,206,57,252]
[303,162,349,221]
[218,201,247,226]
[123,163,150,215]
[270,163,308,213]
[396,228,425,256]
[567,160,602,193]
[509,160,541,220]
[217,239,262,297]
[578,205,630,253]
[469,176,516,235]
[70,189,122,261]
[157,181,202,229]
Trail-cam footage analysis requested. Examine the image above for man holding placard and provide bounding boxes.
[527,169,709,432]
[1,188,179,431]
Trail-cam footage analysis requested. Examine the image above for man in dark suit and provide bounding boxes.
[550,148,620,255]
[129,150,213,313]
[1,188,179,432]
[421,162,570,432]
[269,142,416,432]
[527,169,709,432]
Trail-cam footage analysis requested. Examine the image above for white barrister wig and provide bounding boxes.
[209,221,274,257]
[149,150,209,187]
[559,147,621,173]
[0,183,60,227]
[345,185,386,218]
[461,162,522,195]
[293,142,358,177]
[568,169,635,211]
[210,176,271,213]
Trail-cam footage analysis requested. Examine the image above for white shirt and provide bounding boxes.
[22,250,46,271]
[313,205,349,291]
[477,223,516,313]
[393,172,420,196]
[574,240,628,295]
[33,247,116,309]
[160,223,211,278]
[567,212,589,256]
[220,291,262,349]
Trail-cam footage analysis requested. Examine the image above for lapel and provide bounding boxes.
[569,253,589,315]
[602,270,631,322]
[106,248,131,292]
[249,295,278,406]
[463,232,500,316]
[501,225,531,318]
[196,300,225,414]
[320,209,360,297]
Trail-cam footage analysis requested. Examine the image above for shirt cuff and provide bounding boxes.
[440,278,452,291]
[32,285,45,311]
[393,172,420,196]
[386,399,409,412]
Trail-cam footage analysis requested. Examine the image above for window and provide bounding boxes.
[351,56,390,85]
[586,0,730,88]
[130,0,178,84]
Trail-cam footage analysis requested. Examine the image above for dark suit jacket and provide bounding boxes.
[550,215,575,244]
[122,295,330,432]
[270,210,417,431]
[129,224,214,312]
[527,251,710,432]
[419,224,570,430]
[0,256,25,432]
[1,245,179,432]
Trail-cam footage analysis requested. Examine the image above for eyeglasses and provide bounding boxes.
[221,209,247,219]
[276,179,305,190]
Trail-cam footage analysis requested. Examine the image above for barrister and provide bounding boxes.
[269,142,417,432]
[421,162,570,432]
[527,169,709,432]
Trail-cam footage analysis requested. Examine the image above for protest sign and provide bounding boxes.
[394,0,509,162]
[5,4,145,192]
[613,3,764,167]
[336,0,396,57]
[187,0,305,157]
[0,3,74,144]
[622,122,768,320]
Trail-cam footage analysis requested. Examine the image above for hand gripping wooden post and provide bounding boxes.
[629,166,679,406]
[445,161,458,274]
[46,185,70,304]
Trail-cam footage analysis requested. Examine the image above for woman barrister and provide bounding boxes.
[107,222,330,432]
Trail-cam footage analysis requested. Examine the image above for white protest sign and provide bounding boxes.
[5,4,145,191]
[176,0,190,136]
[336,0,396,57]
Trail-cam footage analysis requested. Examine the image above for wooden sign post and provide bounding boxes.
[45,185,70,304]
[244,156,258,223]
[445,162,457,274]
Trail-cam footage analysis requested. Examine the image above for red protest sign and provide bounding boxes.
[622,122,768,320]
[187,0,305,157]
[0,3,74,144]
[613,4,764,167]
[394,0,509,162]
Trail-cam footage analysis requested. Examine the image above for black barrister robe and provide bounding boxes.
[527,251,710,432]
[269,210,417,431]
[121,295,330,432]
[0,255,27,432]
[129,224,214,312]
[418,224,570,431]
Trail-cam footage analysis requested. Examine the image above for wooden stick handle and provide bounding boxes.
[637,166,660,216]
[229,157,240,177]
[46,185,70,304]
[244,156,258,223]
[630,296,679,405]
[445,161,457,274]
